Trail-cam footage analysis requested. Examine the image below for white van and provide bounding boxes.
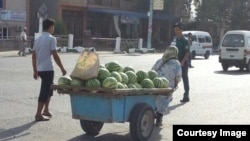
[171,31,213,59]
[182,31,213,59]
[219,30,250,71]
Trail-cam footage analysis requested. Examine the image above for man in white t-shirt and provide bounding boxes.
[18,27,27,56]
[32,18,67,121]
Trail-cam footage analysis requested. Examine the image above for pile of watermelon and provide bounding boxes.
[58,61,169,89]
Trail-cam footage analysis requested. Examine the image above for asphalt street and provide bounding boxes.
[0,51,250,141]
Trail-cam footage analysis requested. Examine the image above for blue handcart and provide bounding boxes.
[53,85,173,141]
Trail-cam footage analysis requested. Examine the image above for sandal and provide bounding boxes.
[42,112,52,118]
[35,115,50,121]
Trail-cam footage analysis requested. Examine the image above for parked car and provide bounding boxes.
[219,30,250,71]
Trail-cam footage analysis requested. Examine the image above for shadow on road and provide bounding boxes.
[68,127,163,141]
[214,70,250,75]
[68,133,131,141]
[0,121,36,141]
[165,103,186,115]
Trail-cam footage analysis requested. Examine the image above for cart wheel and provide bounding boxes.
[129,103,154,141]
[80,120,104,135]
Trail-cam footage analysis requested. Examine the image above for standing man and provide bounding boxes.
[32,18,67,121]
[187,33,194,68]
[173,23,190,103]
[18,27,27,56]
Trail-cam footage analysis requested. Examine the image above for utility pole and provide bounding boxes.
[147,0,153,49]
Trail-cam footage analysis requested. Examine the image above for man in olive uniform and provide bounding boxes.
[173,23,190,102]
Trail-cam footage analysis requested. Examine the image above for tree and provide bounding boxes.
[54,20,68,35]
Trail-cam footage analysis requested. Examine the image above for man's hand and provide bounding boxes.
[33,71,39,80]
[61,68,67,76]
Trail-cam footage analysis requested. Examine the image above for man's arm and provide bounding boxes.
[181,40,190,66]
[32,51,38,79]
[51,50,66,75]
[181,52,189,66]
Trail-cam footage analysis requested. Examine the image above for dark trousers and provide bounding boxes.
[182,61,190,99]
[38,71,54,103]
[188,52,192,66]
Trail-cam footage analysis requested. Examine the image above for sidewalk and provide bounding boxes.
[0,50,116,57]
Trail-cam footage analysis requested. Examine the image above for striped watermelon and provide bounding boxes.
[141,78,155,88]
[136,70,148,83]
[117,82,125,89]
[134,83,142,88]
[123,66,135,73]
[99,64,105,68]
[58,76,72,86]
[119,72,129,84]
[127,83,137,89]
[123,84,128,89]
[148,70,158,80]
[70,77,84,86]
[97,68,111,81]
[153,77,165,88]
[161,77,170,88]
[111,71,122,82]
[102,77,118,89]
[125,71,137,84]
[106,61,123,72]
[86,79,101,88]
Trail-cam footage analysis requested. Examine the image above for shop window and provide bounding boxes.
[0,0,3,8]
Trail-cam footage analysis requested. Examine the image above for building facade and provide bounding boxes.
[0,0,28,51]
[28,0,189,48]
[0,0,26,39]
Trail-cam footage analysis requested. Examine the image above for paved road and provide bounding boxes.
[1,51,250,141]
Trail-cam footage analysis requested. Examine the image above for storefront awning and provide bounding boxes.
[87,7,147,18]
[87,7,179,21]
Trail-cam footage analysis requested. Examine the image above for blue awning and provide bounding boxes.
[87,7,178,21]
[87,7,148,18]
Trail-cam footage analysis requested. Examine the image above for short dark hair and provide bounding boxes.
[43,18,55,31]
[173,22,184,30]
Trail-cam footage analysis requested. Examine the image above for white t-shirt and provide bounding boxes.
[20,31,27,41]
[34,32,57,71]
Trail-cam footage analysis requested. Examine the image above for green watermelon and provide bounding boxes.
[148,70,158,80]
[134,83,142,88]
[86,79,101,88]
[123,66,135,73]
[97,68,111,81]
[102,77,118,89]
[125,71,137,84]
[123,84,128,89]
[70,78,84,86]
[117,82,125,89]
[136,70,148,83]
[99,64,105,68]
[141,78,155,88]
[161,77,170,88]
[58,76,72,85]
[106,61,123,72]
[127,83,137,89]
[111,71,122,82]
[153,77,165,88]
[119,72,129,84]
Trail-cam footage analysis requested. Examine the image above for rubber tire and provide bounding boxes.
[246,61,250,72]
[80,120,104,135]
[191,51,196,59]
[129,103,155,141]
[204,51,210,59]
[222,64,229,72]
[240,66,244,71]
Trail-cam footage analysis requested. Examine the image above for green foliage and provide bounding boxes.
[54,20,68,35]
[194,0,250,30]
